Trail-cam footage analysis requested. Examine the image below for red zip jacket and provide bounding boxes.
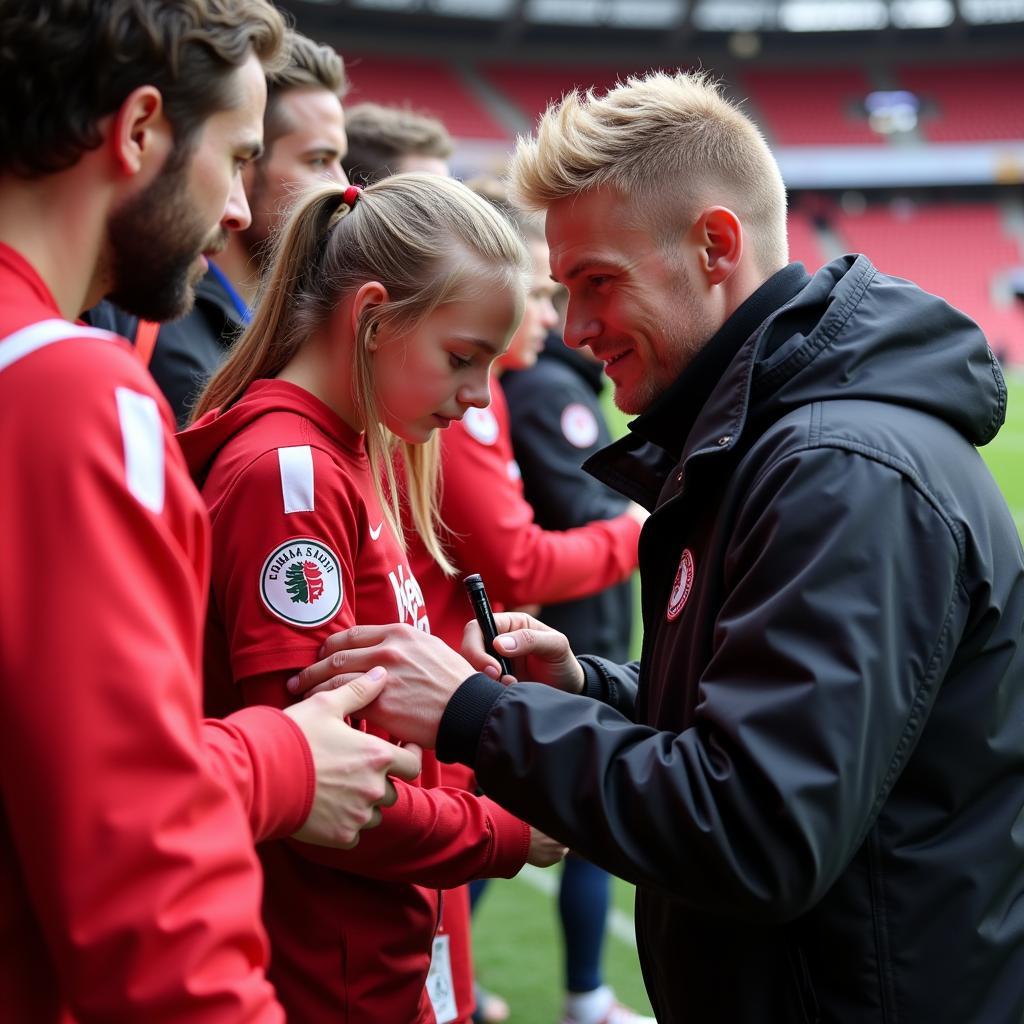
[0,245,307,1022]
[409,377,642,1022]
[179,380,531,1024]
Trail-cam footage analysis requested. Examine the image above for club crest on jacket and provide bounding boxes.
[666,549,695,621]
[561,402,599,448]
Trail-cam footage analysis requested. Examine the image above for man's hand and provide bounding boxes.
[287,624,476,747]
[526,827,569,868]
[283,667,422,849]
[462,611,585,694]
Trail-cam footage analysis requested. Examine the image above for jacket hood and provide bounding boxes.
[680,255,1005,467]
[177,378,361,488]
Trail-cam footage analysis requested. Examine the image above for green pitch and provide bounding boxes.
[982,369,1024,537]
[472,867,654,1021]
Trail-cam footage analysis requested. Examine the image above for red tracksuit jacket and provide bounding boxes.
[180,379,531,1024]
[0,244,313,1022]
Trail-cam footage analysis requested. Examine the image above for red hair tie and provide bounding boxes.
[328,185,363,229]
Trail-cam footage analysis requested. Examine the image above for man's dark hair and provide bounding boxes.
[0,0,287,179]
[264,31,347,154]
[342,103,454,186]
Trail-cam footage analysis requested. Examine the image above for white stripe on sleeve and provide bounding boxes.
[115,386,165,514]
[278,445,315,514]
[0,318,120,372]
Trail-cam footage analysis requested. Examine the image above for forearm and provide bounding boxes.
[439,681,686,890]
[291,776,531,887]
[202,706,314,842]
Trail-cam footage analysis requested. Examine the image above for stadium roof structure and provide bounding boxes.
[281,0,1024,61]
[278,0,1024,188]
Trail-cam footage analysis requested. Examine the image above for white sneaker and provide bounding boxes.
[561,986,657,1024]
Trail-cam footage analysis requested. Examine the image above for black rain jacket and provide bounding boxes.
[438,255,1024,1023]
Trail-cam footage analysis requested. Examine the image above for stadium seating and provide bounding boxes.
[897,62,1024,142]
[787,211,827,271]
[739,68,883,146]
[345,55,509,140]
[339,52,1024,364]
[834,202,1024,362]
[479,63,643,125]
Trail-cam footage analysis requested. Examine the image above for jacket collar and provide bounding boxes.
[630,263,810,459]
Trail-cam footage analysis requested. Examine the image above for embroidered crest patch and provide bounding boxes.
[463,406,499,446]
[260,538,343,627]
[666,549,695,622]
[560,402,599,449]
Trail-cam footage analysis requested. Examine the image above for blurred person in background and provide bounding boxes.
[298,69,1024,1024]
[342,101,454,185]
[0,2,419,1020]
[88,29,349,426]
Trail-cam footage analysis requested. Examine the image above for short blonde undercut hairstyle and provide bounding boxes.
[509,69,788,273]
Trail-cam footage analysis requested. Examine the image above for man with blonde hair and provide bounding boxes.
[299,69,1024,1022]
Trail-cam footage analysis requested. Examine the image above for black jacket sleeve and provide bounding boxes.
[579,656,639,716]
[437,658,639,766]
[439,446,967,922]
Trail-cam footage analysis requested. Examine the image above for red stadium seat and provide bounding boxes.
[345,55,510,140]
[897,62,1024,142]
[740,68,884,146]
[787,211,827,271]
[480,63,642,126]
[835,203,1024,361]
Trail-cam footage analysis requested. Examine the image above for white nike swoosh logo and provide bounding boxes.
[369,520,384,541]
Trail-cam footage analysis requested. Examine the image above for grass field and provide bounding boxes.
[471,371,1023,1024]
[982,369,1024,536]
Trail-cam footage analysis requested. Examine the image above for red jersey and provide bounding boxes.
[179,380,530,1024]
[407,379,640,1022]
[0,244,306,1022]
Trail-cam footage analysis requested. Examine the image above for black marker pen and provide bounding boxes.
[463,573,514,678]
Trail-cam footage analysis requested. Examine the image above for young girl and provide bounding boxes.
[178,175,562,1024]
